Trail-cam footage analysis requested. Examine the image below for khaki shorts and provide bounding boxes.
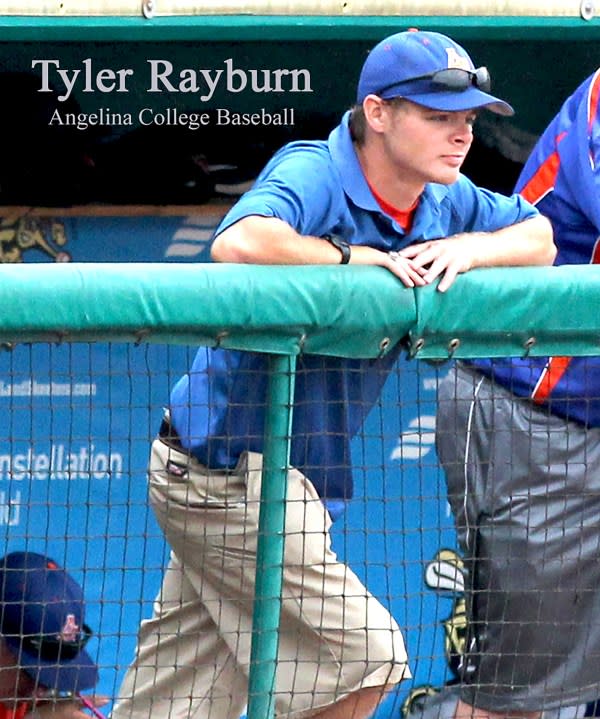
[112,440,410,719]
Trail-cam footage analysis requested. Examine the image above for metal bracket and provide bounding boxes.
[142,0,155,19]
[523,336,536,357]
[581,0,595,20]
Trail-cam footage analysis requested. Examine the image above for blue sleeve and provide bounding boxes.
[514,71,600,233]
[556,71,600,234]
[214,141,343,237]
[449,175,539,234]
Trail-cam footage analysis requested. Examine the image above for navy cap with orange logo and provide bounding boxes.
[0,551,98,693]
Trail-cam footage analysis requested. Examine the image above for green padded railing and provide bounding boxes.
[1,262,599,359]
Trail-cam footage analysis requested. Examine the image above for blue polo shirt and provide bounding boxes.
[169,112,539,512]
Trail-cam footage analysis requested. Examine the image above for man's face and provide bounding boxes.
[380,99,476,187]
[0,640,38,700]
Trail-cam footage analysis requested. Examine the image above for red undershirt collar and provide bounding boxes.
[368,182,419,232]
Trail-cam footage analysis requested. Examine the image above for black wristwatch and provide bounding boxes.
[322,233,351,264]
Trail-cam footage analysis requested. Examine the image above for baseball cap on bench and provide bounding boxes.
[357,29,514,116]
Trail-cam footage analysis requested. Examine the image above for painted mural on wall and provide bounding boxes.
[0,214,70,263]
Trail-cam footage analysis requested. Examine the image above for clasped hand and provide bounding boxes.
[388,234,479,292]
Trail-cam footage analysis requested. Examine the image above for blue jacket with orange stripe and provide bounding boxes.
[471,70,600,426]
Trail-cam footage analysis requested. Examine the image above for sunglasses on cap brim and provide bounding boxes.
[379,66,492,95]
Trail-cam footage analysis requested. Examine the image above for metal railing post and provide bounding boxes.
[247,352,297,719]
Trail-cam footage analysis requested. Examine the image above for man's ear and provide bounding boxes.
[362,94,387,134]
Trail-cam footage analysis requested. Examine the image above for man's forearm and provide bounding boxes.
[473,215,556,268]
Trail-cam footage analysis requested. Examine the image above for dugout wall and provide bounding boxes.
[1,3,600,718]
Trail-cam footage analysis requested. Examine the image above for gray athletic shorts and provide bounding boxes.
[436,362,600,713]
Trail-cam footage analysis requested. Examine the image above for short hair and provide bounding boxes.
[349,99,408,145]
[349,104,366,145]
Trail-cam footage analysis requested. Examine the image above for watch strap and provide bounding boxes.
[322,233,351,265]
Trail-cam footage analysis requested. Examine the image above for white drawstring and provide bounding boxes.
[463,373,485,550]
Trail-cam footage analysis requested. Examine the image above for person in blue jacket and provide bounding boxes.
[112,30,554,719]
[435,69,600,719]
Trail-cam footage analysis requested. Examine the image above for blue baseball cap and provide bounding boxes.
[357,30,514,116]
[0,552,98,693]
